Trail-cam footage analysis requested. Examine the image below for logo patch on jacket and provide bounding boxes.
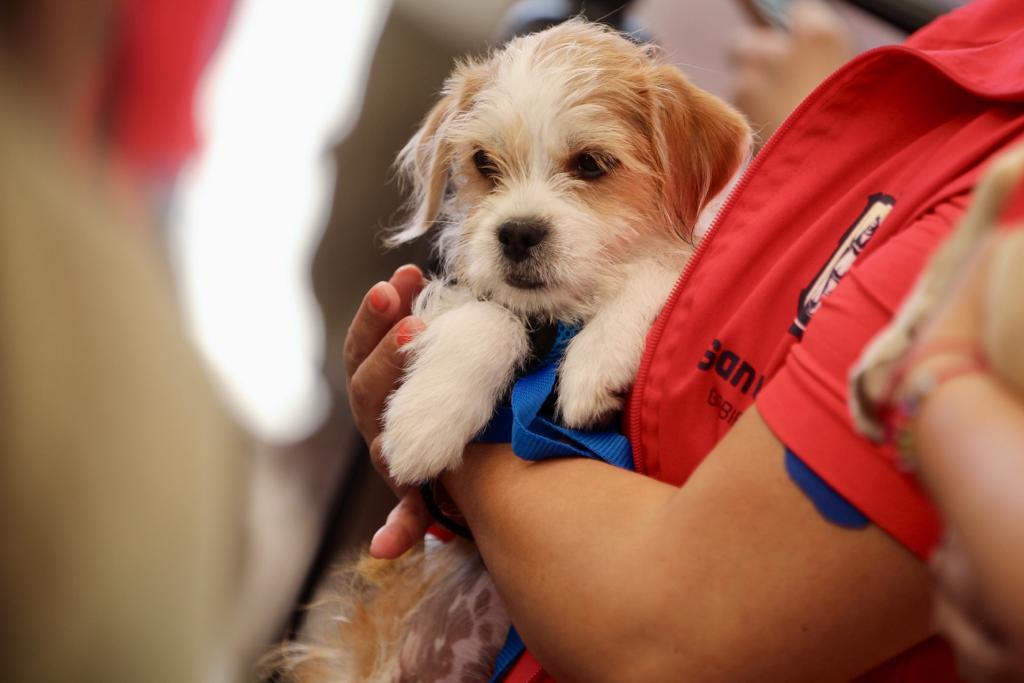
[789,193,895,339]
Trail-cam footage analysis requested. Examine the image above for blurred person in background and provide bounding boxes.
[729,0,968,144]
[0,1,247,681]
[731,0,855,141]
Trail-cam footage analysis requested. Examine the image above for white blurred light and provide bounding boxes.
[169,0,392,443]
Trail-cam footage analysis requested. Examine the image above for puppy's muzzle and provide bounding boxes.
[497,218,549,263]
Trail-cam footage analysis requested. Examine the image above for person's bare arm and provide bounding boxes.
[439,407,932,682]
[346,270,932,681]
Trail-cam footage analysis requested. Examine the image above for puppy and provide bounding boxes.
[851,144,1024,440]
[268,19,749,682]
[380,19,749,484]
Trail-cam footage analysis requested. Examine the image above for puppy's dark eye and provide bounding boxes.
[574,153,607,180]
[473,150,499,179]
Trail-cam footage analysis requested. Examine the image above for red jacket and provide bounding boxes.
[506,0,1024,680]
[100,0,233,177]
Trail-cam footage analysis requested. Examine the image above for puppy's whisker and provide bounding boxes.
[591,3,631,26]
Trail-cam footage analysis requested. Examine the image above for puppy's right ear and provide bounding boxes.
[650,66,751,239]
[389,63,484,246]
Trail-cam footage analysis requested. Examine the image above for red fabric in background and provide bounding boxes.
[103,0,234,178]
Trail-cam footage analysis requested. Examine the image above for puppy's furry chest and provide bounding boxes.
[512,320,573,390]
[382,257,682,486]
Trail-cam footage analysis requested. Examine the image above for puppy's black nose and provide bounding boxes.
[497,219,549,262]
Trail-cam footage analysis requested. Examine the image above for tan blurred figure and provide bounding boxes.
[0,3,244,682]
[732,0,854,141]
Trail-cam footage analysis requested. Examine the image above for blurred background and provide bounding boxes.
[0,0,964,680]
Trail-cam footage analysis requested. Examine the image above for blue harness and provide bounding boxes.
[477,322,635,682]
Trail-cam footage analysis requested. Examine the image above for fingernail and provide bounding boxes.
[396,318,424,346]
[368,283,389,313]
[369,526,388,558]
[395,263,424,278]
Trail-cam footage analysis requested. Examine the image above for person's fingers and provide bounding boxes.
[369,490,432,560]
[349,316,425,442]
[789,0,853,74]
[389,264,426,318]
[733,69,774,108]
[932,535,985,619]
[933,535,1024,682]
[343,264,425,384]
[790,0,845,39]
[732,69,786,138]
[729,25,788,66]
[344,281,402,382]
[935,594,1024,683]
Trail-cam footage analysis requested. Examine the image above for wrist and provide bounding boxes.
[439,443,522,522]
[437,454,469,512]
[421,479,471,539]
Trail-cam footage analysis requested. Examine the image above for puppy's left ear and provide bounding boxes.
[389,61,487,246]
[651,66,751,237]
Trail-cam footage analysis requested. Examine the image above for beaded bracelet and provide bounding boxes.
[878,338,989,468]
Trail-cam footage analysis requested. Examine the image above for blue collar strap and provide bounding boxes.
[476,322,635,469]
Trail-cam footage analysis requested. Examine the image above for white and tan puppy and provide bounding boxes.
[381,19,749,484]
[269,20,749,683]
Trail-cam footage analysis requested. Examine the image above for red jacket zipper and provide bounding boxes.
[626,49,899,474]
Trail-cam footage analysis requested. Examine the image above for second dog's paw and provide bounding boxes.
[849,324,914,442]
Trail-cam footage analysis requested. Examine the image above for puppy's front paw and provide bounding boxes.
[381,382,469,484]
[556,330,634,428]
[556,381,624,429]
[849,323,914,442]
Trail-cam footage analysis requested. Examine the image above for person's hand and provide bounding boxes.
[932,533,1024,683]
[730,0,853,141]
[343,264,432,559]
[902,232,1024,681]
